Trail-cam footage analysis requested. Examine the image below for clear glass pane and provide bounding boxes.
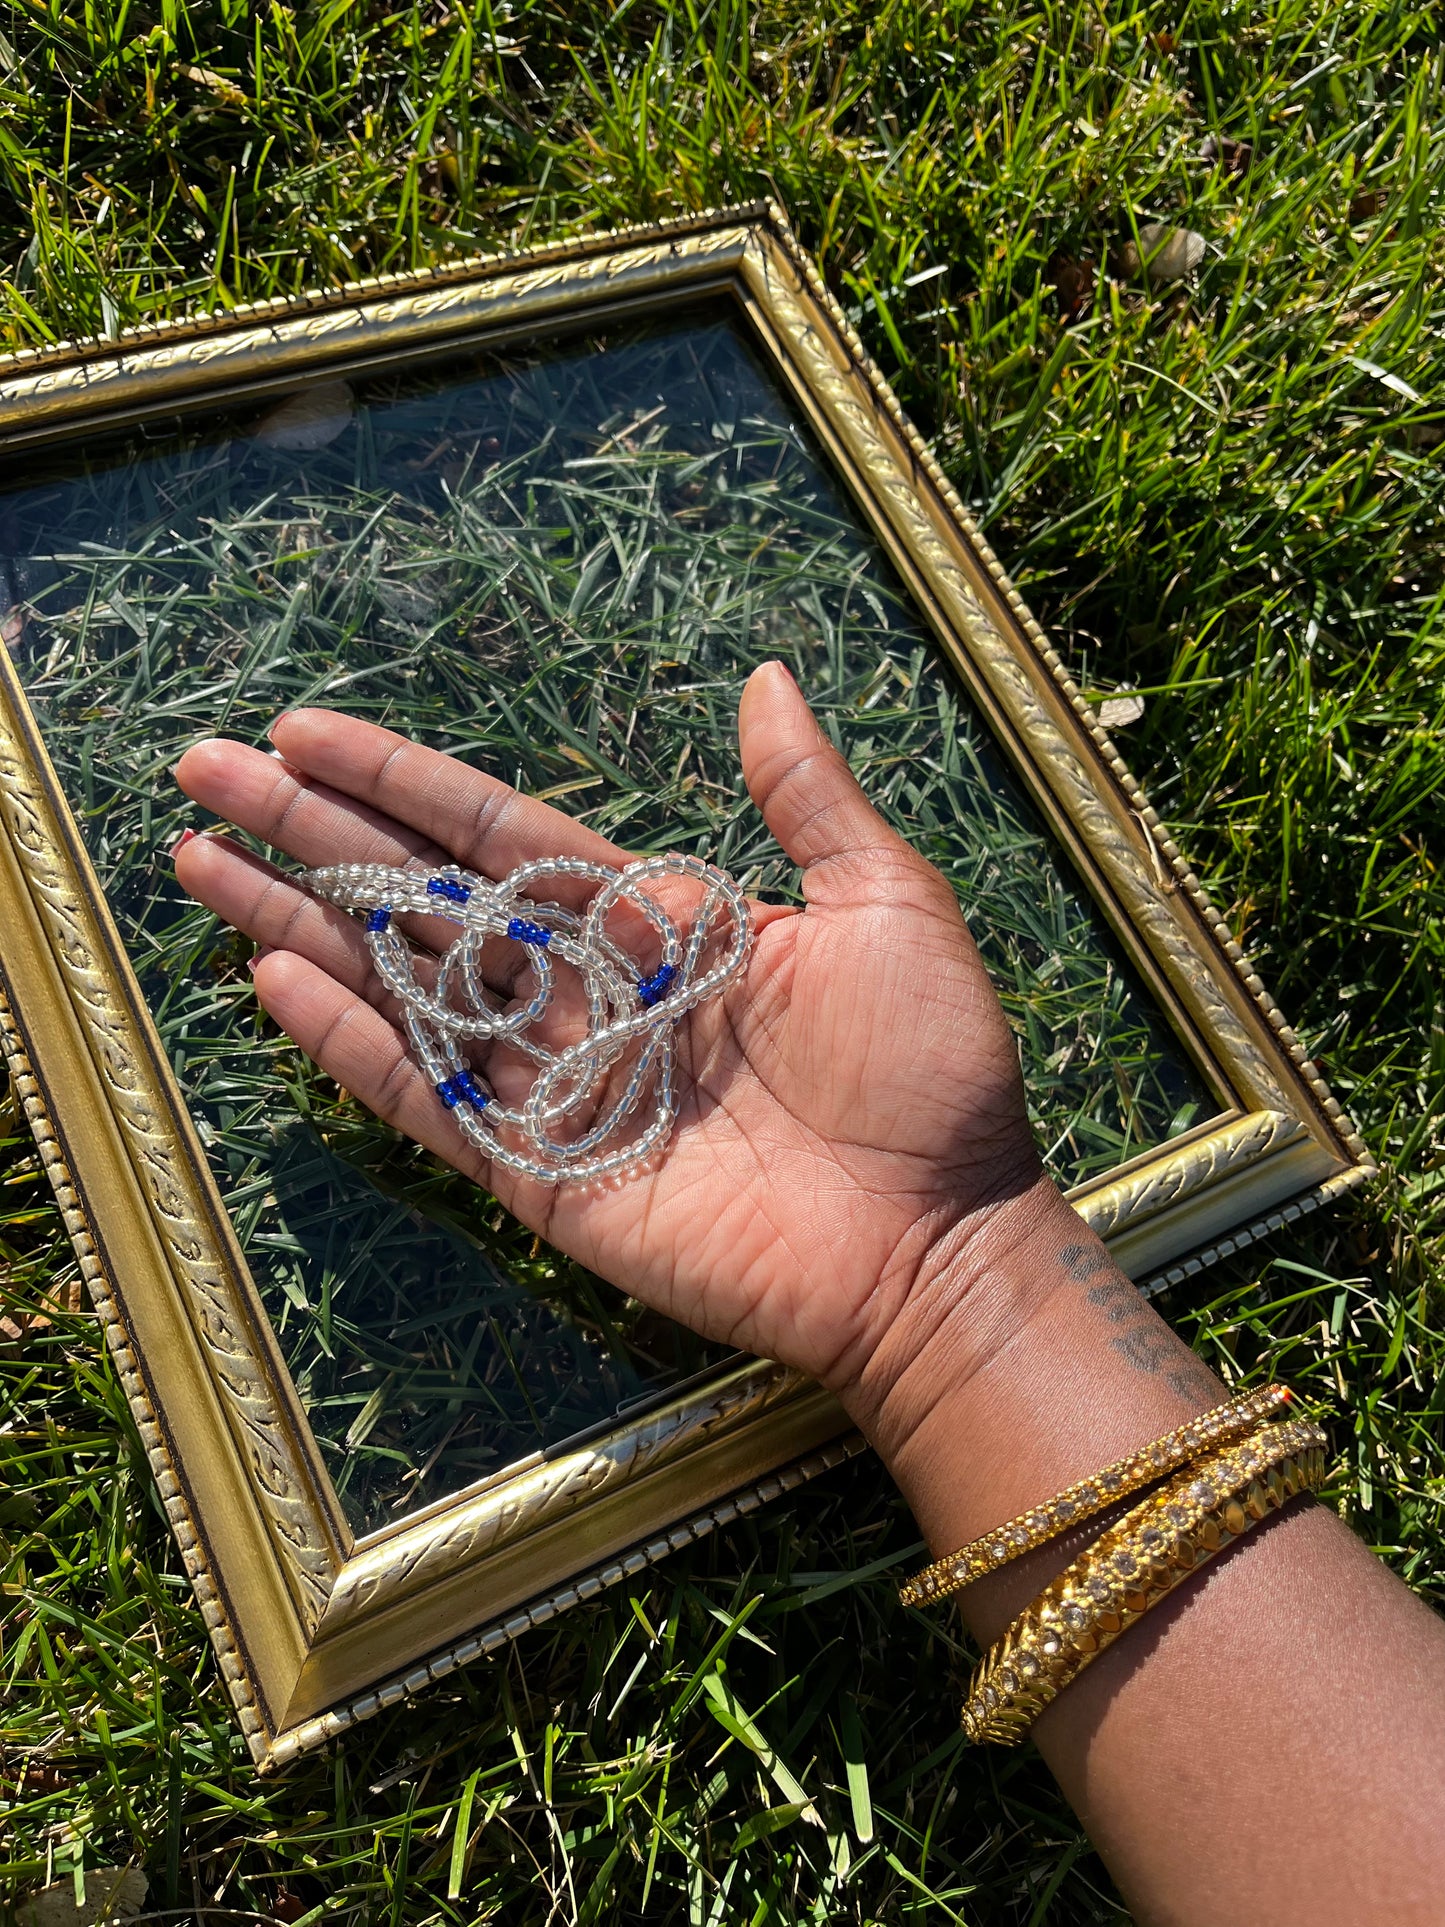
[0,306,1212,1533]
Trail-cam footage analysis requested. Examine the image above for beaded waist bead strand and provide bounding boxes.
[301,853,752,1184]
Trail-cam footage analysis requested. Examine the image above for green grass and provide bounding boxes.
[3,1,1445,1921]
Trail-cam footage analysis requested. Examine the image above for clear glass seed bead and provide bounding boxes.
[300,852,748,1182]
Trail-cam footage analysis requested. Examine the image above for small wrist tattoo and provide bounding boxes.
[1059,1241,1216,1400]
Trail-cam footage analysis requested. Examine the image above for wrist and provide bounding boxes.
[839,1169,1077,1462]
[843,1179,1228,1609]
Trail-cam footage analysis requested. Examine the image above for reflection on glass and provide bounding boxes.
[0,309,1211,1531]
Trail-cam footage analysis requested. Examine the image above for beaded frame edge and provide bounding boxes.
[261,1434,866,1773]
[0,990,272,1765]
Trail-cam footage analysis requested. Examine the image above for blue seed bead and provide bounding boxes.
[365,906,392,934]
[638,963,677,1008]
[427,877,471,905]
[455,1071,488,1109]
[506,916,552,946]
[437,1071,487,1110]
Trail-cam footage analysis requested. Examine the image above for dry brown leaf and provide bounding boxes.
[19,1868,147,1927]
[179,63,247,109]
[0,1273,82,1352]
[251,380,355,452]
[1048,251,1096,322]
[0,1758,70,1797]
[1349,187,1389,221]
[1098,693,1146,729]
[1119,223,1206,280]
[1200,133,1253,177]
[0,1310,49,1353]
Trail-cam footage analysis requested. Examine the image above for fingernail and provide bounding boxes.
[266,713,295,743]
[268,746,304,776]
[247,945,274,977]
[170,828,197,857]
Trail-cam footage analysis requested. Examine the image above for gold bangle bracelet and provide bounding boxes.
[899,1383,1293,1608]
[961,1415,1327,1746]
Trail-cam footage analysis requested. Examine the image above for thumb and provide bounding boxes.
[738,662,921,904]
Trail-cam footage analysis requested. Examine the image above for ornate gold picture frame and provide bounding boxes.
[0,204,1370,1769]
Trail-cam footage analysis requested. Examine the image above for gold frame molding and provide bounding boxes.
[0,203,1371,1769]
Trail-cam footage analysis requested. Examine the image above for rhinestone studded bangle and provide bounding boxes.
[898,1383,1293,1609]
[960,1415,1328,1746]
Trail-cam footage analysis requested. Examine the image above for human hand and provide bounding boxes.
[173,662,1059,1433]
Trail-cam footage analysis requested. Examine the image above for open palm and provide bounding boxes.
[174,662,1042,1405]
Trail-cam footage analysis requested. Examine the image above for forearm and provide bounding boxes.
[846,1179,1445,1927]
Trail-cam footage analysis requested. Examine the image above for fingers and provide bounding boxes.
[176,829,579,1060]
[179,719,797,951]
[738,662,923,905]
[249,949,495,1179]
[174,738,500,968]
[249,952,579,1209]
[176,832,383,996]
[176,737,441,871]
[268,709,630,879]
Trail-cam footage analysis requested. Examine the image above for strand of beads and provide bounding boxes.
[301,853,752,1183]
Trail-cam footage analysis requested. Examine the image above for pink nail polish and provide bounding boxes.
[247,945,275,977]
[170,828,198,856]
